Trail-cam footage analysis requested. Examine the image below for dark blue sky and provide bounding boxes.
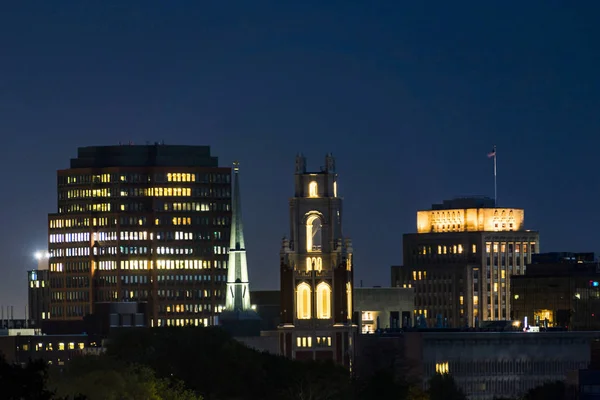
[1,1,599,316]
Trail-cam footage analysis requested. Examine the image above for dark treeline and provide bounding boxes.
[0,326,577,400]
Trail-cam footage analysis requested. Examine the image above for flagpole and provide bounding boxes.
[493,145,497,207]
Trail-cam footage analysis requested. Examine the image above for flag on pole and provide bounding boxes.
[487,147,496,158]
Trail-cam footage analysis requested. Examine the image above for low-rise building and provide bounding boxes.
[354,287,414,333]
[356,329,598,400]
[511,252,600,330]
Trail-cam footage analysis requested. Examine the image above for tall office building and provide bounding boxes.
[392,197,539,327]
[47,144,231,327]
[278,154,356,367]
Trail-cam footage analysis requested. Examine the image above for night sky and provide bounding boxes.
[1,2,599,317]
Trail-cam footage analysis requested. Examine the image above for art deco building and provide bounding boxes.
[392,197,539,327]
[278,154,356,367]
[47,144,231,327]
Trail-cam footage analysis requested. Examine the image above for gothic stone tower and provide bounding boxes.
[278,153,356,368]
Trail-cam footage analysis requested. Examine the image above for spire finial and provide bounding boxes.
[233,161,240,173]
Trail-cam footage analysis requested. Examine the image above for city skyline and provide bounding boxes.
[2,2,600,316]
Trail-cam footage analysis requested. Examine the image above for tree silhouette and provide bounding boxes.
[49,355,200,400]
[428,373,466,400]
[0,356,86,400]
[106,326,351,400]
[523,381,566,400]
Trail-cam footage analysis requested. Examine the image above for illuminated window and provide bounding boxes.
[308,181,318,198]
[435,362,449,374]
[306,214,322,252]
[58,343,65,351]
[296,283,311,319]
[296,336,313,347]
[333,181,337,197]
[306,257,322,272]
[346,282,352,320]
[316,282,331,319]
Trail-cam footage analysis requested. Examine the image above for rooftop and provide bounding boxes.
[431,196,496,210]
[69,144,219,169]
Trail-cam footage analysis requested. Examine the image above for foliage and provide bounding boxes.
[523,381,566,400]
[40,326,575,400]
[428,373,466,400]
[106,326,350,400]
[0,356,55,400]
[0,355,84,400]
[49,355,200,400]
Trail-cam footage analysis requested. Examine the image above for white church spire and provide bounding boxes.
[225,161,251,312]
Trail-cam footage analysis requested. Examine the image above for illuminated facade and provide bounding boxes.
[219,162,260,336]
[47,144,231,327]
[278,154,356,367]
[392,197,539,327]
[224,162,251,312]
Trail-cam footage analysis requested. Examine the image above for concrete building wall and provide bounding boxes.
[405,331,597,400]
[354,287,414,333]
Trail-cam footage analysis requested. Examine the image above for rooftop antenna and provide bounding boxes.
[487,145,497,206]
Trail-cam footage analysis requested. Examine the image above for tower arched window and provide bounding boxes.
[346,282,353,320]
[306,214,323,252]
[308,181,318,198]
[316,282,331,319]
[306,257,322,272]
[296,283,311,319]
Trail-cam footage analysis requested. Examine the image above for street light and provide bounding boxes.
[34,251,50,260]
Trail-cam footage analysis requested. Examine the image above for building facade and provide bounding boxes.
[511,252,600,330]
[28,269,50,328]
[354,287,414,333]
[278,154,356,367]
[392,197,539,327]
[47,144,231,327]
[404,330,595,400]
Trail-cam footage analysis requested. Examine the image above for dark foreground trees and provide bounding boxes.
[0,356,56,400]
[427,373,466,400]
[0,356,85,400]
[1,327,577,400]
[106,326,351,400]
[49,356,201,400]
